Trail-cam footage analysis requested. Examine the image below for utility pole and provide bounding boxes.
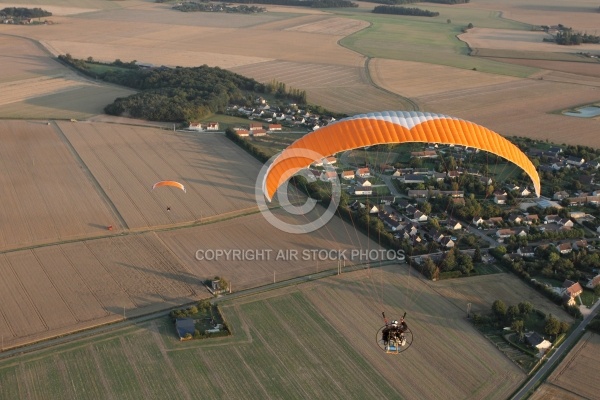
[273,271,276,283]
[123,305,126,320]
[467,303,472,319]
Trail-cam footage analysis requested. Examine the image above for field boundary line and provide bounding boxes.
[364,57,420,111]
[149,321,193,400]
[50,121,129,230]
[332,23,421,112]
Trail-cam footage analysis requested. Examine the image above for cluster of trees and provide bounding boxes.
[0,7,51,18]
[543,25,600,45]
[169,300,212,319]
[372,5,439,16]
[174,2,266,13]
[58,55,306,122]
[225,128,271,163]
[489,246,583,319]
[363,0,467,4]
[265,80,307,104]
[419,246,477,280]
[229,0,358,8]
[484,300,569,340]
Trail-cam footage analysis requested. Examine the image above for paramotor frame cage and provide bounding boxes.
[376,325,413,354]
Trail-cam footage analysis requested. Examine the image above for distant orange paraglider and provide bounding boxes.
[152,180,186,193]
[262,111,540,201]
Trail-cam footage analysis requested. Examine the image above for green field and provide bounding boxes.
[337,9,538,77]
[0,292,397,399]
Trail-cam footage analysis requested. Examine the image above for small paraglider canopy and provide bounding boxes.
[152,180,186,193]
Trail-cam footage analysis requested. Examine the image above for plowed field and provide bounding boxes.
[0,233,208,349]
[59,123,262,229]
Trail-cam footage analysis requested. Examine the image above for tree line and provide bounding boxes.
[0,7,51,18]
[372,5,439,16]
[227,0,358,8]
[361,0,468,5]
[58,55,307,122]
[173,2,266,13]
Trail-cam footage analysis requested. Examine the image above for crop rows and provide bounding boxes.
[302,267,525,399]
[0,121,116,250]
[541,331,600,399]
[157,211,380,291]
[60,122,261,229]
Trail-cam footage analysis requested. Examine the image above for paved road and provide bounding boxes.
[511,299,600,399]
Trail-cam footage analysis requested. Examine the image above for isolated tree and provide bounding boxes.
[492,299,507,320]
[544,314,561,338]
[447,18,451,24]
[467,22,474,29]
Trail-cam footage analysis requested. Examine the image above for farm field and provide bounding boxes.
[429,274,573,321]
[0,35,135,119]
[58,123,262,229]
[0,266,538,399]
[414,77,600,147]
[300,267,528,399]
[0,233,208,350]
[369,59,520,99]
[460,27,600,54]
[157,210,383,292]
[0,120,117,251]
[530,331,600,400]
[460,0,600,33]
[231,60,414,114]
[0,0,599,397]
[1,7,364,69]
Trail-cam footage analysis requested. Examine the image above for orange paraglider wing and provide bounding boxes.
[262,111,540,201]
[152,180,186,193]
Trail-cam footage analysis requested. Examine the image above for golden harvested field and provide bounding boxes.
[530,331,600,400]
[231,60,412,113]
[462,0,600,33]
[0,0,127,12]
[413,78,600,147]
[0,120,117,251]
[370,59,520,99]
[0,35,135,119]
[284,16,369,36]
[157,210,383,291]
[486,58,600,78]
[460,27,600,54]
[0,35,65,83]
[0,233,209,349]
[1,6,364,69]
[369,58,600,146]
[58,123,261,229]
[299,266,527,400]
